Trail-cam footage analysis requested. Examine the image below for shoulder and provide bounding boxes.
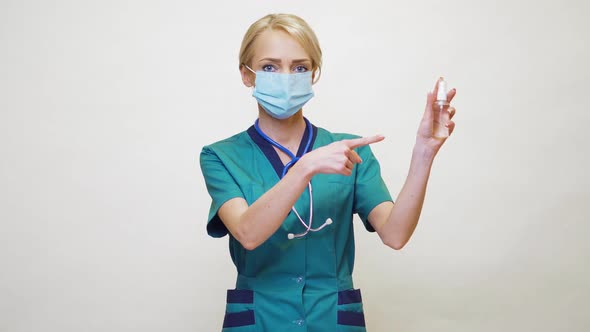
[316,126,361,143]
[201,130,252,156]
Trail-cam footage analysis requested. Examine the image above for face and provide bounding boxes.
[241,29,313,87]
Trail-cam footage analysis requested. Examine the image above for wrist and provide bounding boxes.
[411,144,436,166]
[292,155,316,181]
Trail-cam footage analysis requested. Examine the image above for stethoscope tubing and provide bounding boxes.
[254,118,331,239]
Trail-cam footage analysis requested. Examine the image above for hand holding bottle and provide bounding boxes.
[415,77,457,157]
[433,79,452,138]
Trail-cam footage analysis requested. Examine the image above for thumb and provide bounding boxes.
[422,91,435,122]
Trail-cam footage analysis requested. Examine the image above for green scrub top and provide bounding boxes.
[200,121,392,331]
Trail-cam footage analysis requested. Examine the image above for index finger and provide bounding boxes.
[343,135,385,149]
[447,87,457,103]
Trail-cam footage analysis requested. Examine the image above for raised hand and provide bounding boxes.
[416,77,457,156]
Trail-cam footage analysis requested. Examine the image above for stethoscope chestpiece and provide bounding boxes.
[287,218,333,240]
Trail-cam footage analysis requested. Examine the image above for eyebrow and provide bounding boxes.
[258,58,311,64]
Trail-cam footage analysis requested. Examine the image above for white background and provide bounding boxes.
[1,0,589,331]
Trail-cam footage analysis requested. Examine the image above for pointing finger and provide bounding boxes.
[344,135,385,149]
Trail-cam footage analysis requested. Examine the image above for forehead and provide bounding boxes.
[252,29,310,61]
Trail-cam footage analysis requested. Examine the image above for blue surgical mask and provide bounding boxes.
[245,65,314,120]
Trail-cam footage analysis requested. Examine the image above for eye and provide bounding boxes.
[262,64,276,72]
[293,65,308,73]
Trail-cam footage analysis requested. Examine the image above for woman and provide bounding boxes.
[200,13,456,331]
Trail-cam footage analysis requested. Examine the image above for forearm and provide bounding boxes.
[237,160,314,249]
[381,145,435,248]
[227,136,381,250]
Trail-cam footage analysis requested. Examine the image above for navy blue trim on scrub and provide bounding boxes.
[338,289,363,305]
[227,289,254,304]
[247,118,318,179]
[337,311,366,327]
[222,310,255,328]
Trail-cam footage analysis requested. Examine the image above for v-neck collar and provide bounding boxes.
[247,119,318,179]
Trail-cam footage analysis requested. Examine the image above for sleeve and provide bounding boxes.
[199,146,245,238]
[353,144,393,232]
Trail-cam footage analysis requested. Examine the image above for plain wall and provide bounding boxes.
[1,0,588,331]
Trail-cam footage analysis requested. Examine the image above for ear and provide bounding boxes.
[240,65,255,87]
[311,67,320,85]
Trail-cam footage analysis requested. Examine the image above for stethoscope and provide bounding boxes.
[254,118,333,240]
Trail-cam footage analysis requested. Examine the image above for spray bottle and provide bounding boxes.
[433,78,450,138]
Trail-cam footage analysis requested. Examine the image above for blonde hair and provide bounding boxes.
[239,13,322,83]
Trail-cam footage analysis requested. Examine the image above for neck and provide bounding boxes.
[257,107,306,147]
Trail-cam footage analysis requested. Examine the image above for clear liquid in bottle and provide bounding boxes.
[433,79,450,138]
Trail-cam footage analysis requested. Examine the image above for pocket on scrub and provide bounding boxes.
[222,289,256,331]
[337,288,367,331]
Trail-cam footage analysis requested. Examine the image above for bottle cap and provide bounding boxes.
[436,79,447,101]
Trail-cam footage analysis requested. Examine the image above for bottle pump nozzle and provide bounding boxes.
[436,79,447,101]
